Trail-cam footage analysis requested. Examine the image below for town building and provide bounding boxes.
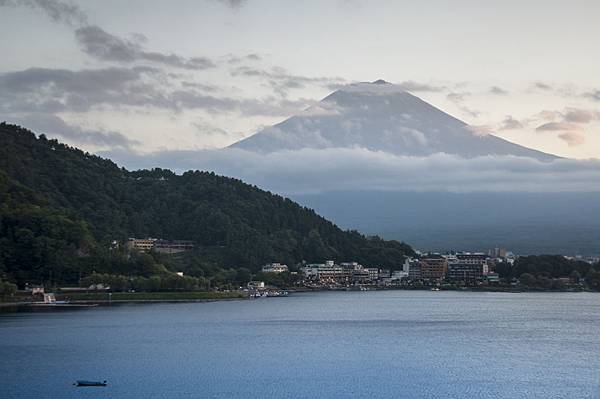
[126,238,157,252]
[126,238,194,253]
[154,240,194,254]
[248,281,265,290]
[262,263,289,273]
[352,268,371,284]
[446,253,489,283]
[365,268,380,282]
[408,262,422,281]
[420,257,448,282]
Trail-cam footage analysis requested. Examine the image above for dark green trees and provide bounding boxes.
[0,123,414,286]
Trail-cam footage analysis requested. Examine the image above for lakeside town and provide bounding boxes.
[3,236,600,306]
[96,238,600,295]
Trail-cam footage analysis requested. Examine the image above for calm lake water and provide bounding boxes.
[2,291,600,398]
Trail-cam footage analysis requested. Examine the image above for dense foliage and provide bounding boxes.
[496,255,600,290]
[0,123,414,287]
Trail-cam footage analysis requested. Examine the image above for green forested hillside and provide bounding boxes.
[0,123,413,286]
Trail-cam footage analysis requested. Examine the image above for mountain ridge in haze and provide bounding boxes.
[231,80,557,161]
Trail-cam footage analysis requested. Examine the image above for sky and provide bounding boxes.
[1,0,599,162]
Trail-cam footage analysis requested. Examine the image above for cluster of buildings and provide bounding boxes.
[125,238,195,254]
[259,252,511,287]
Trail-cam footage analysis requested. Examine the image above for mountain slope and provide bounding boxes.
[0,123,413,285]
[231,80,557,160]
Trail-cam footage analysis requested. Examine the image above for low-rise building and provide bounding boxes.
[365,268,380,282]
[262,263,289,273]
[154,240,194,253]
[126,238,194,253]
[126,238,157,252]
[248,281,265,290]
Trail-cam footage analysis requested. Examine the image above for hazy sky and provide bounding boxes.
[1,0,599,160]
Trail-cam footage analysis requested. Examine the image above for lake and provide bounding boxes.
[2,291,600,398]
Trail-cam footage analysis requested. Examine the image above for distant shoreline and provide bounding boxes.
[1,286,594,310]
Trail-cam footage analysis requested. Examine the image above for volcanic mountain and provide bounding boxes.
[231,80,557,160]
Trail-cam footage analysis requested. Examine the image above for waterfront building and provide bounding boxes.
[318,262,348,284]
[379,269,391,279]
[408,262,422,281]
[248,281,265,289]
[446,253,489,283]
[391,270,409,281]
[301,264,322,278]
[365,268,380,282]
[420,257,448,282]
[447,263,484,281]
[352,268,371,284]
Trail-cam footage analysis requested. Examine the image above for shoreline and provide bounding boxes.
[1,286,593,309]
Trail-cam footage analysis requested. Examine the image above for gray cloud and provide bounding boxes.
[75,25,215,70]
[489,86,508,95]
[232,66,346,96]
[500,115,525,130]
[101,147,600,194]
[0,0,87,26]
[1,1,216,70]
[446,92,470,103]
[558,131,585,147]
[6,113,138,149]
[536,122,580,132]
[533,81,553,91]
[535,121,587,147]
[0,66,313,117]
[584,90,600,101]
[445,91,480,118]
[0,66,165,113]
[563,108,599,123]
[224,53,262,64]
[533,108,598,147]
[396,81,445,92]
[216,0,247,7]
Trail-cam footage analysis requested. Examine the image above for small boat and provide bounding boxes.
[74,380,107,387]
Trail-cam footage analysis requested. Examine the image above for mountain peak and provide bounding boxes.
[336,80,408,95]
[230,83,558,161]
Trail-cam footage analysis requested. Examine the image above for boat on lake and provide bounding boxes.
[74,380,107,387]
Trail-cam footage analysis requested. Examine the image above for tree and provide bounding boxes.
[569,270,581,283]
[519,273,537,287]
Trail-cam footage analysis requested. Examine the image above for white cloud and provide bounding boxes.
[102,147,600,195]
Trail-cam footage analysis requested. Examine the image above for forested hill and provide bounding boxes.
[0,123,413,285]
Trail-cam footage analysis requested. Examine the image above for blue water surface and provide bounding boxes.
[2,290,600,398]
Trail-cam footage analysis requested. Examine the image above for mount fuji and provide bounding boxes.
[231,80,557,161]
[224,81,600,255]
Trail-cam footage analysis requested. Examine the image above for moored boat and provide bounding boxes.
[74,380,107,387]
